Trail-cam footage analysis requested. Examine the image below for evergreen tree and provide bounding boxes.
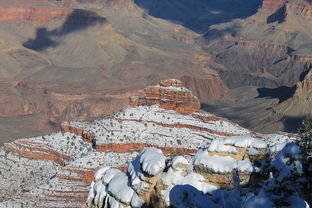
[298,118,312,159]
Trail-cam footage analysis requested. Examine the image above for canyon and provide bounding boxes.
[0,0,312,142]
[0,80,250,206]
[0,0,232,143]
[0,80,308,207]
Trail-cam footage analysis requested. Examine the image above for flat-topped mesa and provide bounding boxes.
[129,79,200,114]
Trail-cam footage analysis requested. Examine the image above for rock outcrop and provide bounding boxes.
[0,80,251,207]
[193,136,267,188]
[129,79,200,115]
[0,7,70,22]
[0,79,305,207]
[293,66,312,101]
[88,134,304,208]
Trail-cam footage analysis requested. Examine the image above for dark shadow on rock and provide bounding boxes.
[23,9,106,51]
[257,86,296,103]
[169,184,214,208]
[134,0,263,33]
[300,63,312,81]
[203,25,241,41]
[267,5,286,24]
[282,116,305,132]
[23,28,58,51]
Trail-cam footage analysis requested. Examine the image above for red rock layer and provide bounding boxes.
[286,1,312,19]
[114,118,237,137]
[261,0,286,14]
[129,79,200,115]
[0,7,70,22]
[3,140,70,166]
[60,125,84,137]
[95,142,197,156]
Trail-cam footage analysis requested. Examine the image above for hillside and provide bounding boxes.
[202,0,312,88]
[0,80,309,207]
[0,0,229,143]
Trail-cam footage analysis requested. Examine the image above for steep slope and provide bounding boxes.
[202,0,312,88]
[0,80,245,207]
[134,0,262,33]
[0,0,229,143]
[203,64,312,133]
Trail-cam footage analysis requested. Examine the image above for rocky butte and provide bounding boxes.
[129,79,200,115]
[0,79,310,207]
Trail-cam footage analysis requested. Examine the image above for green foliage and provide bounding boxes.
[297,118,312,159]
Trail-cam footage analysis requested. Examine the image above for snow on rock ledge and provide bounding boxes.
[206,135,267,161]
[193,136,267,188]
[129,79,200,114]
[88,148,166,208]
[139,148,166,176]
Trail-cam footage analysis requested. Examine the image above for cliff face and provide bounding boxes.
[129,79,200,115]
[261,0,286,14]
[293,67,312,101]
[203,0,312,89]
[0,7,70,22]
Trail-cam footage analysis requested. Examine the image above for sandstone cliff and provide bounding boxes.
[129,79,200,115]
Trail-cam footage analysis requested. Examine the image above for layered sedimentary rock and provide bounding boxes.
[193,136,267,188]
[0,7,70,22]
[88,134,302,208]
[0,79,304,207]
[261,0,286,14]
[293,66,312,101]
[129,79,200,114]
[0,81,251,207]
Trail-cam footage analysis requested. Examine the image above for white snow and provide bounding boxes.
[193,149,253,173]
[207,139,237,153]
[102,168,121,185]
[80,105,250,150]
[139,147,166,176]
[223,135,267,149]
[160,166,218,206]
[94,166,111,181]
[108,172,134,204]
[248,148,259,156]
[172,156,189,166]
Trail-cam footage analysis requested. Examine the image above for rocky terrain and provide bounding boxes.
[0,80,249,207]
[0,80,309,207]
[1,0,312,141]
[202,0,312,88]
[204,64,312,133]
[0,0,229,143]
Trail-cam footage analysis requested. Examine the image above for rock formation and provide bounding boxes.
[0,79,307,207]
[129,79,200,114]
[0,0,230,142]
[87,135,306,208]
[0,80,250,207]
[0,7,70,22]
[293,66,312,101]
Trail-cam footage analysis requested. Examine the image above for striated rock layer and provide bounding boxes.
[0,7,70,22]
[129,79,200,115]
[0,80,250,207]
[87,134,302,208]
